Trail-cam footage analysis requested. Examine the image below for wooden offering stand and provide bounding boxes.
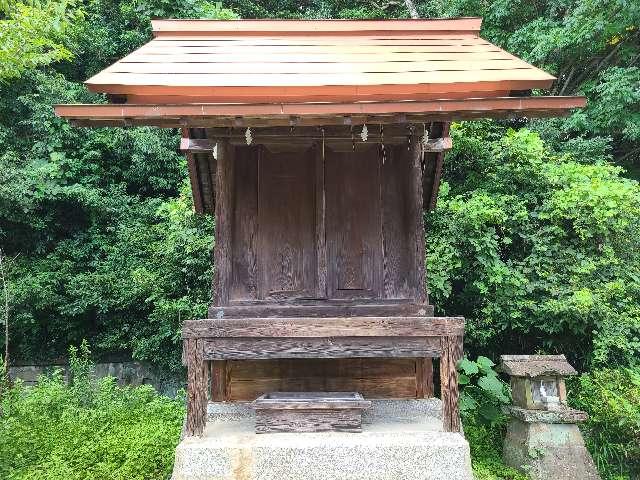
[252,392,371,433]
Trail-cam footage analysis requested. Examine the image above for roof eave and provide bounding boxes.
[54,96,587,128]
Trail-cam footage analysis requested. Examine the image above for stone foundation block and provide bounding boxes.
[503,419,600,480]
[172,399,473,480]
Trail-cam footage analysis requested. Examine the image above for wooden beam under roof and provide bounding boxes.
[54,96,586,128]
[180,131,453,151]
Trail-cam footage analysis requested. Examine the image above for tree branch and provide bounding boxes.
[404,0,419,19]
[0,249,8,384]
[558,65,576,96]
[618,146,640,164]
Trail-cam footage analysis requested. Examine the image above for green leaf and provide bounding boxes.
[458,357,480,376]
[459,373,470,385]
[477,356,498,375]
[478,403,502,422]
[478,375,509,402]
[459,392,478,412]
[477,356,495,368]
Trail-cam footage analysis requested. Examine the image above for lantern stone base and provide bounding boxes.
[172,399,473,480]
[503,416,600,480]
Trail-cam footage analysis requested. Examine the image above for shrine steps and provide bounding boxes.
[172,399,473,480]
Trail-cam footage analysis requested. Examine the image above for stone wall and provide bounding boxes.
[9,361,182,397]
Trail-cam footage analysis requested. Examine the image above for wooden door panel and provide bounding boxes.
[230,147,259,301]
[382,145,415,299]
[258,146,317,300]
[326,146,383,299]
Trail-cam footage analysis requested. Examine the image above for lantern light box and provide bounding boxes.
[500,354,576,410]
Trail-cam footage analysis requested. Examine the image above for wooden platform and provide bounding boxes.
[182,315,464,436]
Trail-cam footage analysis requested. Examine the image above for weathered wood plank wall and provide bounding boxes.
[201,131,449,402]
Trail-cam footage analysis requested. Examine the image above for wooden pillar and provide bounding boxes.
[211,139,234,307]
[440,335,463,432]
[185,338,208,436]
[408,137,427,305]
[423,122,450,211]
[315,144,327,298]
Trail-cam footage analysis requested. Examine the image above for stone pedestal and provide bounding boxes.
[172,399,473,480]
[503,406,600,480]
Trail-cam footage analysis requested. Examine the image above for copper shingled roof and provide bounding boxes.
[55,18,585,126]
[87,18,554,100]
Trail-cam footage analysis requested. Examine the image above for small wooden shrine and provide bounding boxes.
[56,18,585,438]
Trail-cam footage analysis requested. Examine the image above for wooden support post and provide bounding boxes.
[182,128,205,214]
[440,335,463,432]
[315,144,327,298]
[423,122,451,211]
[212,139,234,306]
[185,338,208,436]
[408,137,427,305]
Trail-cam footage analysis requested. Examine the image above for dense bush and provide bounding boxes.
[569,367,640,479]
[457,356,526,479]
[0,343,184,480]
[1,2,219,371]
[464,418,528,480]
[427,124,640,369]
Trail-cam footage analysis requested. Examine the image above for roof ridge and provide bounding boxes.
[151,18,483,37]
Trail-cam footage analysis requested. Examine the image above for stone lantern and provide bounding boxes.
[500,355,600,480]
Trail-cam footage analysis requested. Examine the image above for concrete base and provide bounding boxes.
[503,419,601,480]
[172,399,473,480]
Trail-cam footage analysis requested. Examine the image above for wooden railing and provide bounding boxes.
[182,316,464,436]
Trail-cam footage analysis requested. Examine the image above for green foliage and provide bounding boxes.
[457,356,522,479]
[222,0,409,20]
[569,367,640,479]
[0,3,219,371]
[459,355,510,424]
[0,1,81,81]
[464,418,529,480]
[0,345,184,480]
[428,124,640,369]
[425,0,640,165]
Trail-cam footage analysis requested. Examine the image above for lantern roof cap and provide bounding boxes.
[499,355,577,378]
